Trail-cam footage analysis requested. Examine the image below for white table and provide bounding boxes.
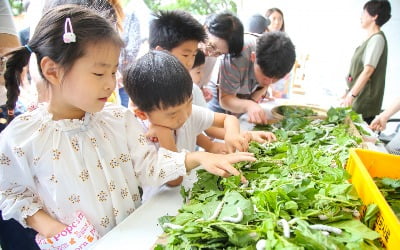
[92,186,182,250]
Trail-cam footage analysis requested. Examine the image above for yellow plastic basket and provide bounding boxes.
[347,148,400,249]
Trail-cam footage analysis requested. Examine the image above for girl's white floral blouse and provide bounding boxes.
[0,103,187,236]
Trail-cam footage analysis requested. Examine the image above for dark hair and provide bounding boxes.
[44,0,122,30]
[364,0,391,27]
[256,32,295,79]
[124,50,193,113]
[149,10,207,50]
[265,8,285,32]
[4,4,123,123]
[247,14,269,34]
[205,12,244,57]
[192,49,205,69]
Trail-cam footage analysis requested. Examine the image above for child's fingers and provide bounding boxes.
[226,152,256,163]
[217,161,241,177]
[267,133,277,142]
[214,168,231,178]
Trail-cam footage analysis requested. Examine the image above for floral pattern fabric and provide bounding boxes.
[0,103,187,236]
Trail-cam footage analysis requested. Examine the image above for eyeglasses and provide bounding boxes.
[0,56,7,77]
[205,41,227,57]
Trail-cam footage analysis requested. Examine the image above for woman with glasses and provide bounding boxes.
[202,12,295,124]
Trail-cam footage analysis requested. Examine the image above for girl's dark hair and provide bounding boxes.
[4,4,123,123]
[205,12,244,57]
[44,0,124,32]
[265,8,285,32]
[364,0,391,27]
[124,50,193,113]
[192,49,205,69]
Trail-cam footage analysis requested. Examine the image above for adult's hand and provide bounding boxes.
[370,113,389,131]
[246,101,268,124]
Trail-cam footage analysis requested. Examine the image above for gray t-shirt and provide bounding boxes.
[219,33,259,96]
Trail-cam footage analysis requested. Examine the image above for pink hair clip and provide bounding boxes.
[63,18,76,43]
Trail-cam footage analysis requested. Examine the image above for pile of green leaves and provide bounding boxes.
[277,106,317,118]
[374,177,400,220]
[157,107,382,249]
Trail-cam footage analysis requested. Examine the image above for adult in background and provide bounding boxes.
[341,0,391,124]
[202,12,295,124]
[265,7,290,99]
[265,7,285,32]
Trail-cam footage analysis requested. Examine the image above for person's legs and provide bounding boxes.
[0,211,40,250]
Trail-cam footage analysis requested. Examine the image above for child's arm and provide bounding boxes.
[210,113,249,153]
[147,123,177,151]
[26,210,66,238]
[196,133,228,154]
[149,124,183,187]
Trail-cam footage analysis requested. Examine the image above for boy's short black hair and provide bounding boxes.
[124,50,193,112]
[149,10,207,50]
[256,31,296,79]
[192,49,205,69]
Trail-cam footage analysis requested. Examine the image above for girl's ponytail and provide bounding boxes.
[3,45,31,124]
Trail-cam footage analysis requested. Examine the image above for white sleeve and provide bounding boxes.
[192,84,207,108]
[0,129,43,226]
[0,0,18,36]
[125,110,188,187]
[191,105,215,134]
[363,34,385,68]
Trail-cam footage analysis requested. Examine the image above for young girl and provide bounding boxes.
[0,5,255,248]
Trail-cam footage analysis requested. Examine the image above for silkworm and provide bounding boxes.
[318,214,329,221]
[321,231,330,236]
[278,219,290,238]
[256,239,266,250]
[288,218,300,225]
[207,201,224,221]
[309,224,342,234]
[240,181,249,188]
[222,207,243,223]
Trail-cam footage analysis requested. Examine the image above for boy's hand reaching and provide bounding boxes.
[146,124,175,145]
[224,132,250,153]
[201,87,213,102]
[246,131,277,143]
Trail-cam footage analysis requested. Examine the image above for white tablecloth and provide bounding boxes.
[92,186,183,250]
